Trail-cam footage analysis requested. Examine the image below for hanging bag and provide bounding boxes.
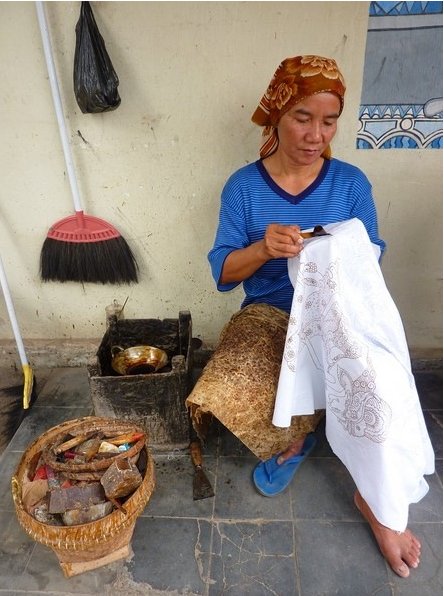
[73,1,121,113]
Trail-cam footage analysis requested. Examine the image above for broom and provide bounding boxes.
[36,1,138,285]
[0,255,36,409]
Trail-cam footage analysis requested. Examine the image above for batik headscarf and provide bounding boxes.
[251,55,346,159]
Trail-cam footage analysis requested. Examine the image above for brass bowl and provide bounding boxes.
[111,345,168,376]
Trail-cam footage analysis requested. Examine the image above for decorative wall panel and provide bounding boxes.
[357,1,442,149]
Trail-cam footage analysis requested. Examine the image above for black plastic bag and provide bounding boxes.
[73,1,121,113]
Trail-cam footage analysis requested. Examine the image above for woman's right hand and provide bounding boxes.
[220,223,304,284]
[262,223,304,259]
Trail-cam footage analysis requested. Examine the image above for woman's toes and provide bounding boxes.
[406,549,420,568]
[405,532,421,561]
[393,561,410,578]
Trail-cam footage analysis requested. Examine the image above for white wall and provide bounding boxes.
[0,1,442,360]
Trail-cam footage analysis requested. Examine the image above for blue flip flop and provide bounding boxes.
[252,433,317,497]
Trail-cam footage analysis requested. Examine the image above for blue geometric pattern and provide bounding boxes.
[358,2,443,149]
[369,1,443,16]
[357,104,443,149]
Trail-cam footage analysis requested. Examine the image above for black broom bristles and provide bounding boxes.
[40,237,139,284]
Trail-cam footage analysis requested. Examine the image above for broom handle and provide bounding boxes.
[36,1,83,215]
[0,255,28,367]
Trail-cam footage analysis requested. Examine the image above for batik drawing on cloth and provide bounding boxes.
[283,256,392,444]
[273,218,435,531]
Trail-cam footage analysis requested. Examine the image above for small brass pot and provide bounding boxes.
[111,345,168,376]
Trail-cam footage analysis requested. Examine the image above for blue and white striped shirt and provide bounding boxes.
[208,158,386,313]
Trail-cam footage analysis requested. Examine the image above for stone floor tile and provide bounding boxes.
[0,450,23,511]
[128,516,212,594]
[33,367,91,408]
[0,511,35,578]
[291,458,361,521]
[209,520,298,595]
[22,541,119,594]
[295,519,392,596]
[214,456,292,520]
[144,453,215,518]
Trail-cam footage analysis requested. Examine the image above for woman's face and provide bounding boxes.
[276,92,341,166]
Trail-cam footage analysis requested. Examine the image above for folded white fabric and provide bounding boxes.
[273,218,435,531]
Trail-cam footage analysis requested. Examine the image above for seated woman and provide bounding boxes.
[187,55,434,578]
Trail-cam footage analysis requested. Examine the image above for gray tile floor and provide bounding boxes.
[0,366,442,595]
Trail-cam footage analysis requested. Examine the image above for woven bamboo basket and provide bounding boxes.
[11,416,155,577]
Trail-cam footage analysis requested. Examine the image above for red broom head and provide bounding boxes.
[46,212,121,242]
[40,212,139,284]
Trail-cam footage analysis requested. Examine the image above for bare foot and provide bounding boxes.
[354,490,421,578]
[276,436,307,465]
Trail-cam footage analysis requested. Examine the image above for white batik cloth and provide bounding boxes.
[273,218,435,532]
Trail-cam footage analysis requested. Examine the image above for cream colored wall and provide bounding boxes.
[0,1,442,359]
